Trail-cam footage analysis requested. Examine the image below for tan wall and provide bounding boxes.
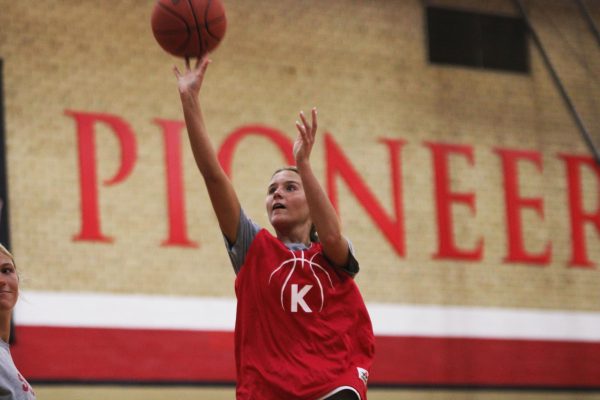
[1,0,599,398]
[1,0,598,308]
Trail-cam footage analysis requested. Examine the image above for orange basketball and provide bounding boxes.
[151,0,227,58]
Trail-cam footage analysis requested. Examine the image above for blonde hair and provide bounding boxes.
[0,243,16,271]
[0,243,13,262]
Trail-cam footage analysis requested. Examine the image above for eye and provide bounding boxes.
[1,266,15,275]
[267,186,276,195]
[286,184,297,192]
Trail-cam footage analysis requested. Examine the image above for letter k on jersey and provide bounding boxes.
[290,284,312,312]
[268,250,334,313]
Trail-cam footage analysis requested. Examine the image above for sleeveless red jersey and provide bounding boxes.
[234,229,375,399]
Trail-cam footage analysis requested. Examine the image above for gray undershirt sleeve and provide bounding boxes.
[344,240,360,276]
[224,208,261,274]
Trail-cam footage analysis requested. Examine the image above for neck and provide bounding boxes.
[0,311,10,343]
[275,223,311,246]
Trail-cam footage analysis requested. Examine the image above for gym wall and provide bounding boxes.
[0,1,599,399]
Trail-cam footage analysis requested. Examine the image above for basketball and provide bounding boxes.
[151,0,227,58]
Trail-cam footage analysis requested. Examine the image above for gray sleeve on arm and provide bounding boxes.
[343,238,360,277]
[223,208,261,274]
[323,237,360,277]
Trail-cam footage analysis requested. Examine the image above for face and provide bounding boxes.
[0,252,18,312]
[266,170,311,232]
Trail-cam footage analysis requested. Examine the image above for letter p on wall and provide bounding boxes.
[66,110,137,242]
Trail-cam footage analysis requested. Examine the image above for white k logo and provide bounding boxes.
[269,250,333,312]
[290,284,312,313]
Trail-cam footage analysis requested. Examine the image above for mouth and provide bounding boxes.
[272,203,286,211]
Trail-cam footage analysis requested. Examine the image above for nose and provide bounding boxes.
[273,187,284,199]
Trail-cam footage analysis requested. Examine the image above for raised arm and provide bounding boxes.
[174,57,240,243]
[294,108,350,267]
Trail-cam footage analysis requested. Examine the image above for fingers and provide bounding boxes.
[295,118,311,156]
[294,108,319,162]
[298,109,317,143]
[199,57,211,75]
[295,120,305,136]
[174,57,212,80]
[299,111,308,130]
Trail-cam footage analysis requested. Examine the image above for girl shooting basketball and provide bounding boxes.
[174,57,374,400]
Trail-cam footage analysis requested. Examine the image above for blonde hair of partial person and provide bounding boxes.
[0,244,20,280]
[0,243,16,343]
[0,243,13,263]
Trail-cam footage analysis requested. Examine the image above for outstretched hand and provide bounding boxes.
[294,107,318,164]
[173,56,211,97]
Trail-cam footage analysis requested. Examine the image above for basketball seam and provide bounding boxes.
[156,3,190,31]
[156,2,193,54]
[186,0,206,57]
[203,0,222,41]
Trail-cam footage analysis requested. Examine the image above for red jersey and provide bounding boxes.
[234,229,375,399]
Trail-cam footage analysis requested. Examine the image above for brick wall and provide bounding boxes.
[1,0,599,398]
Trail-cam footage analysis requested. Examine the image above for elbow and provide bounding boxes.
[201,169,222,184]
[198,161,227,183]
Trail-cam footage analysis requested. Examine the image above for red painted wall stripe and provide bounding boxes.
[11,326,600,387]
[12,326,235,382]
[373,335,600,387]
